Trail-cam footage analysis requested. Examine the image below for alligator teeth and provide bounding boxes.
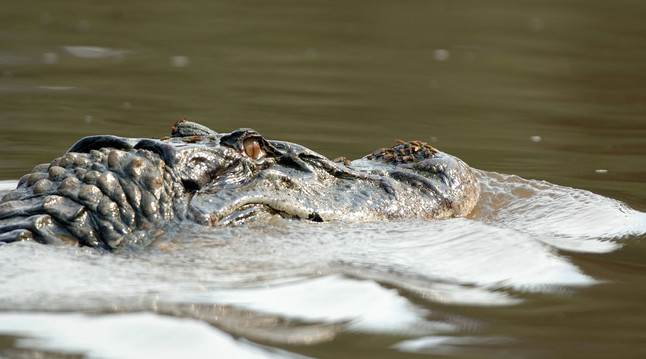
[203,194,326,225]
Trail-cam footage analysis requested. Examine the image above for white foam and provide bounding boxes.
[0,312,304,359]
[335,219,596,289]
[475,170,645,252]
[0,180,18,192]
[170,275,432,334]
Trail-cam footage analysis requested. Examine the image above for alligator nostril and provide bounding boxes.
[181,179,201,192]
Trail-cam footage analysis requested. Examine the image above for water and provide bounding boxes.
[2,0,646,358]
[0,172,644,358]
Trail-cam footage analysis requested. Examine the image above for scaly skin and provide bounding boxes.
[0,119,480,250]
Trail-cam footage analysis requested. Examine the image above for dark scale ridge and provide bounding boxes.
[367,140,440,164]
[0,147,182,249]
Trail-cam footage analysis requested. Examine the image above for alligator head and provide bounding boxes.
[0,119,479,250]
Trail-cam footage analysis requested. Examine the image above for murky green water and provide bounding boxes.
[2,1,646,358]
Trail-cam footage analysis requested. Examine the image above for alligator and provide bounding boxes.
[0,119,480,250]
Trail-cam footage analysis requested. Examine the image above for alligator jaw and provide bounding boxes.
[189,194,325,226]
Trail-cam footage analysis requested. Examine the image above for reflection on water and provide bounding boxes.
[0,312,301,359]
[2,0,646,358]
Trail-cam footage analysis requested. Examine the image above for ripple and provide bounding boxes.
[1,169,644,354]
[166,275,439,334]
[474,170,645,252]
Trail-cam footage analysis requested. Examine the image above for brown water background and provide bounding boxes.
[2,0,646,358]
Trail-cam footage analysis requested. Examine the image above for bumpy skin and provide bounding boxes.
[0,120,479,250]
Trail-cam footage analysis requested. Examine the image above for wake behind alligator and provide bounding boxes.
[0,119,479,250]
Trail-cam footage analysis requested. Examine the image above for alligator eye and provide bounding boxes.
[243,138,263,159]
